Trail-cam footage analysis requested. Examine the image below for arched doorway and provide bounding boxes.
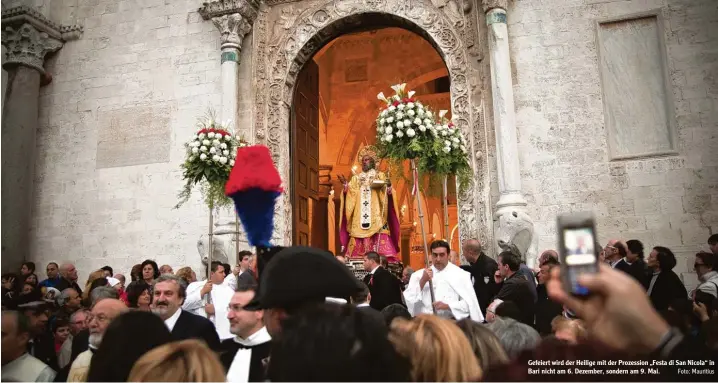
[290,27,455,270]
[251,2,491,256]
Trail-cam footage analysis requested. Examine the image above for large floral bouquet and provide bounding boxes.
[175,113,248,209]
[425,110,472,188]
[375,83,437,163]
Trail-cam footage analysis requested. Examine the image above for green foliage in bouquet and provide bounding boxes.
[175,109,248,210]
[419,110,473,192]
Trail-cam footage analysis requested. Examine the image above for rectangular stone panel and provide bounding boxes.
[96,104,174,168]
[597,13,675,159]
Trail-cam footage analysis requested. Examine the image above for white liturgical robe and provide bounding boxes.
[210,283,235,340]
[404,263,484,322]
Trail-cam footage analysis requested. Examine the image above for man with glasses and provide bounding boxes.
[67,299,127,382]
[220,285,271,382]
[692,251,717,299]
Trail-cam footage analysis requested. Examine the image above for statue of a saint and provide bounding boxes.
[338,146,401,262]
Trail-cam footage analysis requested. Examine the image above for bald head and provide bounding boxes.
[89,299,128,348]
[605,239,625,262]
[462,239,482,263]
[59,263,78,282]
[539,250,558,265]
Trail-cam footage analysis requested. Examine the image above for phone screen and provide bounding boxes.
[561,227,597,296]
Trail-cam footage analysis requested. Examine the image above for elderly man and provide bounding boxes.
[59,288,82,314]
[220,285,272,382]
[159,264,173,275]
[404,240,483,321]
[58,310,89,369]
[151,274,220,350]
[461,239,499,316]
[67,299,128,382]
[1,311,56,382]
[56,263,82,295]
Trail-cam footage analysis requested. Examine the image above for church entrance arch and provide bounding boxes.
[251,0,491,254]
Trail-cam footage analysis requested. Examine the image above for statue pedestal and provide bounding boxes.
[197,207,251,276]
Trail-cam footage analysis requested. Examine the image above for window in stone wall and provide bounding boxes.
[596,11,676,160]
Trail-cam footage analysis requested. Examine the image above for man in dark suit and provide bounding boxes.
[220,285,271,382]
[362,252,403,311]
[151,274,220,350]
[461,239,499,315]
[492,251,535,326]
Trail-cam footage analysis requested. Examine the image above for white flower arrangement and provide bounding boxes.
[176,112,250,209]
[375,84,437,158]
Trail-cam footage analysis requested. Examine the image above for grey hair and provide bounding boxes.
[70,309,89,322]
[404,266,414,275]
[58,288,76,306]
[485,317,541,359]
[153,274,187,299]
[90,286,119,305]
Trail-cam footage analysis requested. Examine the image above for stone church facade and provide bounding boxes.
[1,0,716,288]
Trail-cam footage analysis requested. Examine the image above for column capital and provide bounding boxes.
[1,6,83,74]
[199,0,260,24]
[212,13,253,54]
[2,23,62,75]
[481,0,509,13]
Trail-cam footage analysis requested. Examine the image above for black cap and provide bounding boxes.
[252,246,363,310]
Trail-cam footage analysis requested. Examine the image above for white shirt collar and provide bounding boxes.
[164,308,182,331]
[622,257,633,265]
[233,326,271,347]
[357,302,370,308]
[370,265,379,274]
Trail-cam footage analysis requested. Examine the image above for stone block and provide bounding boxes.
[628,172,666,187]
[96,104,175,168]
[634,198,661,215]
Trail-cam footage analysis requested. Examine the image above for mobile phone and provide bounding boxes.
[557,212,599,297]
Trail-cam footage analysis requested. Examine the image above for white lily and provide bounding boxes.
[408,90,416,98]
[439,110,448,119]
[377,92,388,102]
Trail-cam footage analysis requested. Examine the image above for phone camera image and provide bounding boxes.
[563,228,596,296]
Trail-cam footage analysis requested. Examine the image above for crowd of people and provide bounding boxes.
[1,235,717,382]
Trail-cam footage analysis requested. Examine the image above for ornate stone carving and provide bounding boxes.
[199,0,260,23]
[212,13,253,50]
[494,210,538,268]
[2,23,62,74]
[250,0,489,247]
[481,0,508,13]
[1,6,83,74]
[1,6,83,41]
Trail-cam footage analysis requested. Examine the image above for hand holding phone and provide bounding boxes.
[557,212,599,297]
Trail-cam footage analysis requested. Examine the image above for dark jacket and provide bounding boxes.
[517,264,538,303]
[643,270,687,312]
[55,278,83,296]
[363,267,404,311]
[534,284,563,335]
[171,310,221,350]
[614,258,632,275]
[237,270,258,290]
[461,253,499,315]
[627,258,649,286]
[494,272,535,326]
[219,338,272,382]
[28,332,58,371]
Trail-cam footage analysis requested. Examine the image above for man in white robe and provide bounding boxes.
[404,240,484,322]
[1,311,56,382]
[205,262,235,340]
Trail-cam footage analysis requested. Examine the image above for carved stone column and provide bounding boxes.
[482,0,526,215]
[200,0,259,129]
[1,6,82,271]
[482,1,538,265]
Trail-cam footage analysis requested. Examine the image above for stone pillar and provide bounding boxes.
[1,23,62,271]
[482,1,538,265]
[482,0,527,215]
[212,14,252,125]
[200,0,259,127]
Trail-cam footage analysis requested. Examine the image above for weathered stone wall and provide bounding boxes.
[29,0,221,282]
[509,0,717,290]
